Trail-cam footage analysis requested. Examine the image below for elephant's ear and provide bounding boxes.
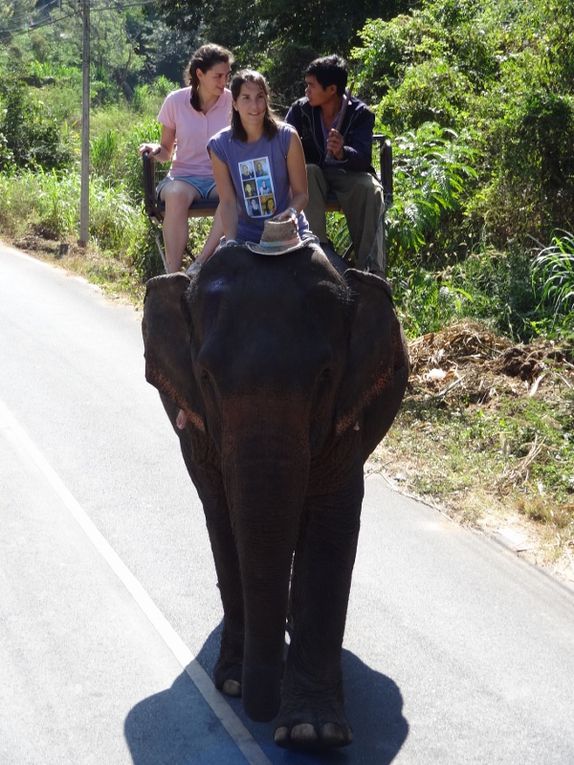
[142,273,205,434]
[336,269,409,459]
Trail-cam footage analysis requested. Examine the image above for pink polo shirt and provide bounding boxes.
[157,86,232,177]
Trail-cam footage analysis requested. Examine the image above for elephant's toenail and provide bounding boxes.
[291,723,318,743]
[274,726,289,746]
[320,722,352,746]
[222,679,241,696]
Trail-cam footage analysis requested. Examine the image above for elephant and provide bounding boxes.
[142,242,409,750]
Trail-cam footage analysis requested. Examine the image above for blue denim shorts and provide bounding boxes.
[156,174,217,200]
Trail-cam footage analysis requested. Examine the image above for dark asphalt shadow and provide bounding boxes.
[125,623,408,764]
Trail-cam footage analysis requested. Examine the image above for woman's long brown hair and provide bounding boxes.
[184,44,233,112]
[230,70,279,142]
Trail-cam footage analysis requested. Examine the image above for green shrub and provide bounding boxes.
[390,246,546,342]
[120,119,162,202]
[445,247,539,340]
[260,42,318,112]
[391,264,462,337]
[36,170,81,237]
[470,90,574,246]
[0,168,77,238]
[131,76,177,113]
[0,78,73,171]
[386,123,478,266]
[378,58,473,132]
[0,167,150,265]
[351,14,445,103]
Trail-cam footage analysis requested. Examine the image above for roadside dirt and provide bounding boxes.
[372,321,574,587]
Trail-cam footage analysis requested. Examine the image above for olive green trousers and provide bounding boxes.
[305,163,386,273]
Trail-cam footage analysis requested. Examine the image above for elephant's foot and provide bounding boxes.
[273,692,352,750]
[214,627,243,698]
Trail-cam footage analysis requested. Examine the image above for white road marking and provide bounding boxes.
[0,398,271,765]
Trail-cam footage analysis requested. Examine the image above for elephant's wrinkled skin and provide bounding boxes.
[142,243,408,750]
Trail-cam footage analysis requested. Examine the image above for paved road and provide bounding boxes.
[1,243,573,764]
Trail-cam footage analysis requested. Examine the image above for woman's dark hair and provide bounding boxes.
[184,43,233,111]
[230,70,279,142]
[305,54,348,96]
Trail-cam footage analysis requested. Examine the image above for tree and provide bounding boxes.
[156,0,417,102]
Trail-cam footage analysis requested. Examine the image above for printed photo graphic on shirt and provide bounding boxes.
[240,162,254,180]
[243,180,257,198]
[257,177,271,195]
[238,157,275,218]
[248,197,262,216]
[254,159,268,177]
[260,195,275,215]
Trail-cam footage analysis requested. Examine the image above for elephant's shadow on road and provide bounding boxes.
[124,623,408,764]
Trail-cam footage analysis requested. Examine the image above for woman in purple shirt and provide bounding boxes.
[139,44,233,272]
[208,70,310,246]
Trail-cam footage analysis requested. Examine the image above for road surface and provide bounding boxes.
[1,243,573,764]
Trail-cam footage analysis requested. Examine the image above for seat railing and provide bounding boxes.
[142,135,392,225]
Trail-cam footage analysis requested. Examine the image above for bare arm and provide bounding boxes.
[138,125,176,163]
[211,151,238,241]
[273,131,308,221]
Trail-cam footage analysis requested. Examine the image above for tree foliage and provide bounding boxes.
[155,0,416,99]
[351,0,574,252]
[0,61,73,171]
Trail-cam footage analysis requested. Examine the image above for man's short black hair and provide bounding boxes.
[305,55,348,96]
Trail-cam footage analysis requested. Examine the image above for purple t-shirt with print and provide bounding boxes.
[208,122,309,243]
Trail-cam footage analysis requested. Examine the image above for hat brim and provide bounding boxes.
[244,240,307,256]
[244,234,319,256]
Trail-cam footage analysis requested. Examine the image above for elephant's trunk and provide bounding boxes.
[221,397,310,721]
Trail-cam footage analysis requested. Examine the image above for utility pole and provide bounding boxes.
[79,0,90,246]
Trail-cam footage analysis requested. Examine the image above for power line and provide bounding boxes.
[2,0,62,28]
[0,0,156,38]
[0,10,76,38]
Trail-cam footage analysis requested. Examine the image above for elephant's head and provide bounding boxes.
[142,244,408,720]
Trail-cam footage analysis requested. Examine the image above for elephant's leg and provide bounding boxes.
[276,465,364,750]
[177,431,245,697]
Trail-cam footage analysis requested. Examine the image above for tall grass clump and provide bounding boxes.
[131,76,175,113]
[88,180,142,252]
[0,169,78,238]
[531,231,574,339]
[90,117,160,201]
[0,167,153,267]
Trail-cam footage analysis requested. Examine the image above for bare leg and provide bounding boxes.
[161,180,199,272]
[197,198,225,263]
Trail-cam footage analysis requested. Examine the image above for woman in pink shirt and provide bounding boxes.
[139,44,233,272]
